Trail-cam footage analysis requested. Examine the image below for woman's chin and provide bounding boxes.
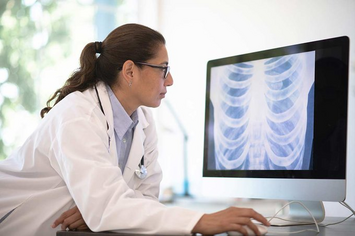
[145,100,162,108]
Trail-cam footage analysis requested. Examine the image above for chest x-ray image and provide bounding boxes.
[209,51,315,170]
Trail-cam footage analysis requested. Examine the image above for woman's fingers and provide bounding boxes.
[236,207,271,226]
[67,218,89,230]
[227,207,270,235]
[76,219,89,230]
[52,206,88,231]
[61,211,83,230]
[52,206,78,228]
[228,217,261,236]
[191,206,270,235]
[68,218,88,230]
[244,221,261,235]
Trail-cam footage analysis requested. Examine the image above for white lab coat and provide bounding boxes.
[0,82,203,236]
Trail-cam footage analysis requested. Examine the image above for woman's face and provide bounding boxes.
[133,44,173,108]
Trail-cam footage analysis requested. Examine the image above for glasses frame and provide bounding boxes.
[135,62,170,79]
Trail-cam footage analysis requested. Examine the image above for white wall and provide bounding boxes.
[144,0,355,217]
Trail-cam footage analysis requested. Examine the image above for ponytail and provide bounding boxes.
[40,42,99,118]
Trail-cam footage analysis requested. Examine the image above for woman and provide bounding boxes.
[0,23,269,236]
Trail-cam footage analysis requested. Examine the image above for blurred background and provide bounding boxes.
[0,0,354,218]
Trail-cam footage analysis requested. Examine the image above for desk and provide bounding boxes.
[57,217,355,236]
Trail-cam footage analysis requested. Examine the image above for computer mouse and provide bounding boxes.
[227,224,268,236]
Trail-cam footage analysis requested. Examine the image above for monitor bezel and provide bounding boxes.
[203,36,349,180]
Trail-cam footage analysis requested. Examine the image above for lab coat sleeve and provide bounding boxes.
[51,108,203,234]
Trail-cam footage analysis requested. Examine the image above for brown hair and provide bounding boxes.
[40,23,166,118]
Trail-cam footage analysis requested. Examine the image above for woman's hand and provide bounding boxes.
[191,207,270,236]
[52,206,89,231]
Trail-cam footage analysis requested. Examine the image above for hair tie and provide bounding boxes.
[94,41,102,54]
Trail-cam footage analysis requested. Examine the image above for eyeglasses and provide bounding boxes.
[135,62,170,79]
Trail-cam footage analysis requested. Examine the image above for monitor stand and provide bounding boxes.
[269,201,325,226]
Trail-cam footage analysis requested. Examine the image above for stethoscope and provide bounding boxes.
[95,85,147,179]
[135,156,148,179]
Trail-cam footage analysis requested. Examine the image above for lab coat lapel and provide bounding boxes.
[89,84,149,184]
[91,82,117,165]
[123,108,148,184]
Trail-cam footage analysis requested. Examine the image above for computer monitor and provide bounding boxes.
[202,36,349,224]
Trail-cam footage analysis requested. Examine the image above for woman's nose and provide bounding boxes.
[165,72,173,86]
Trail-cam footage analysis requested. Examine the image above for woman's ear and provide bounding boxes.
[121,60,135,85]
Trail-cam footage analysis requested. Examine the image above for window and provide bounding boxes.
[0,0,138,159]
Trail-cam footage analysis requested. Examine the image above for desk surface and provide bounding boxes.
[57,217,355,236]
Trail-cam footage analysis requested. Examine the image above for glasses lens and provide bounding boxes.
[164,66,170,79]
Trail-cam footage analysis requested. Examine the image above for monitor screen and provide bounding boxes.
[203,36,349,203]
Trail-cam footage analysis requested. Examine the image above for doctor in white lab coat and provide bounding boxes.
[0,23,269,236]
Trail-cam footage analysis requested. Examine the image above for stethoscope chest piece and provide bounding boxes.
[135,155,147,179]
[135,164,147,179]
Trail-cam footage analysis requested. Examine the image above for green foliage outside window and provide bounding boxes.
[0,0,70,160]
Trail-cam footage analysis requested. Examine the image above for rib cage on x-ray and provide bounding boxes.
[212,53,313,170]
